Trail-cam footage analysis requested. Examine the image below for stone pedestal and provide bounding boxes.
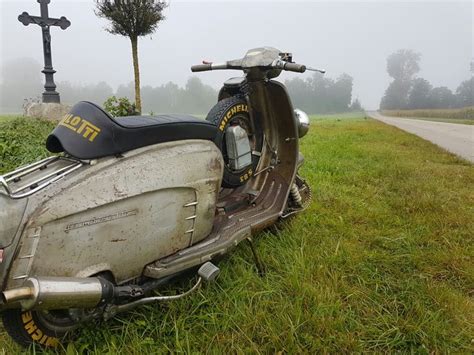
[25,102,71,121]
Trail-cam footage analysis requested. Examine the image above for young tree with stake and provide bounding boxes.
[95,0,167,114]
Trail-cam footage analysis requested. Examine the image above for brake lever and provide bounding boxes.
[306,67,326,74]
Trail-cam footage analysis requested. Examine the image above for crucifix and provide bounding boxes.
[18,0,71,104]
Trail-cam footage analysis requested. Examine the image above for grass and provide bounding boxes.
[0,114,473,353]
[382,107,474,125]
[0,115,17,124]
[0,117,56,173]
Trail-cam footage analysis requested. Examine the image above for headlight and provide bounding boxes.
[294,109,310,138]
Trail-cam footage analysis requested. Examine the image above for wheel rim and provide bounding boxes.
[35,310,79,334]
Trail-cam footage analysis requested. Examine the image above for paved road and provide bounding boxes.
[367,111,474,163]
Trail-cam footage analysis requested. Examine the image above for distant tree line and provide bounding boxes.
[110,77,218,114]
[1,58,360,115]
[0,58,218,114]
[284,72,361,113]
[380,49,473,110]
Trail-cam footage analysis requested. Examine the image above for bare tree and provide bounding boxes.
[95,0,167,113]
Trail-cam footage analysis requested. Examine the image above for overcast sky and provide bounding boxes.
[0,0,472,109]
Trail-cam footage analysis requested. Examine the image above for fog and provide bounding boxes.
[0,0,472,111]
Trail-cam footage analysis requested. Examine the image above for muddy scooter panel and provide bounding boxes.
[0,47,316,349]
[5,139,223,289]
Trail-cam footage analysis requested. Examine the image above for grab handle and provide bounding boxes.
[283,62,307,73]
[191,64,212,72]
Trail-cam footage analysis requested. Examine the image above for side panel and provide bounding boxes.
[7,140,223,287]
[32,188,195,281]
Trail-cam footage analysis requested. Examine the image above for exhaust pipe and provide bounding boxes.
[2,277,113,310]
[1,263,220,312]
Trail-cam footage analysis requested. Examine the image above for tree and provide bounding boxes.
[116,81,134,101]
[407,78,432,109]
[285,72,355,114]
[332,73,353,111]
[380,80,412,109]
[455,78,473,108]
[284,77,312,112]
[350,98,362,111]
[386,49,421,82]
[95,0,167,113]
[180,77,216,114]
[380,49,421,109]
[429,87,455,109]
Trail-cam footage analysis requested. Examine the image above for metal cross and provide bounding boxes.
[18,0,71,104]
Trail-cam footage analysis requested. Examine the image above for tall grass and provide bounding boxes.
[0,115,473,353]
[382,106,474,120]
[0,117,55,174]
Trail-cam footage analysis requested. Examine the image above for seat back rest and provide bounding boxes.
[46,101,120,159]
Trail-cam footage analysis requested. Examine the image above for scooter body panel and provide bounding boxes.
[5,139,223,289]
[0,47,315,349]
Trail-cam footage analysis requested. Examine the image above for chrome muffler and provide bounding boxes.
[1,277,113,310]
[1,262,220,313]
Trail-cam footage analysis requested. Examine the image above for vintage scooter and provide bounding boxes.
[0,47,321,348]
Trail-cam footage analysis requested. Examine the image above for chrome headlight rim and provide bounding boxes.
[294,108,310,138]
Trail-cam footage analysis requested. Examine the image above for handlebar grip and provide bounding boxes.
[191,64,212,72]
[284,63,307,73]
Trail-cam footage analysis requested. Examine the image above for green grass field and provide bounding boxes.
[0,115,473,353]
[0,115,16,123]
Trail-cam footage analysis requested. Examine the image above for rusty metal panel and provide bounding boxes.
[6,139,223,287]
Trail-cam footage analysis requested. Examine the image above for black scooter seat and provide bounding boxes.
[46,101,217,159]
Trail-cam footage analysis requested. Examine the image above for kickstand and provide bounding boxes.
[246,237,266,277]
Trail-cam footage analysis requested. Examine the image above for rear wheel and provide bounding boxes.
[2,308,78,348]
[206,96,263,188]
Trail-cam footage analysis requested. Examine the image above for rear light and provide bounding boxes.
[0,249,4,263]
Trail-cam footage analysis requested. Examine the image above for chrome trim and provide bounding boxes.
[1,286,33,303]
[11,227,41,283]
[254,165,274,177]
[2,277,104,310]
[18,255,35,259]
[2,157,58,182]
[294,109,310,138]
[0,156,83,199]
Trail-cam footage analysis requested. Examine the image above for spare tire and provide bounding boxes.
[206,96,263,188]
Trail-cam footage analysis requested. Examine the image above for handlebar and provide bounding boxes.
[282,62,306,73]
[191,60,310,74]
[191,63,213,72]
[191,62,229,72]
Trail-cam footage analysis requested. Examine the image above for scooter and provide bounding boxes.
[0,47,320,348]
